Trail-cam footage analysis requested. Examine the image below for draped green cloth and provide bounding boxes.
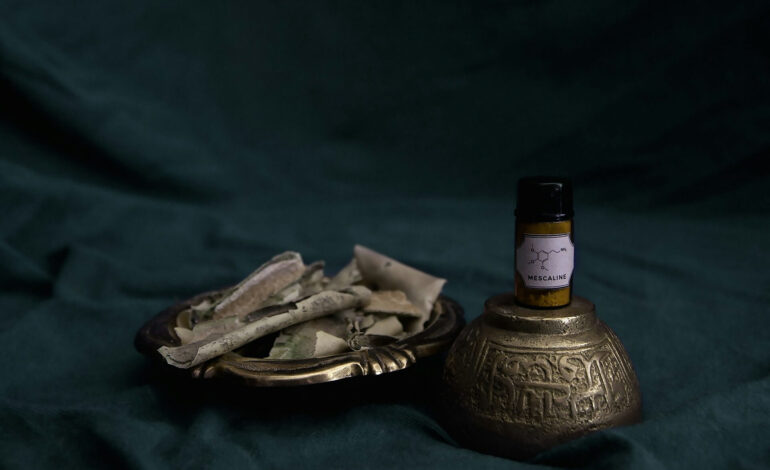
[1,1,768,468]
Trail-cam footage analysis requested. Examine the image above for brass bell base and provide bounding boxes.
[441,294,642,460]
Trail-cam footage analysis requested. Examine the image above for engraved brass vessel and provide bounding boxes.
[442,294,641,459]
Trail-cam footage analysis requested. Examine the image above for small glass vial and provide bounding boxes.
[514,177,574,308]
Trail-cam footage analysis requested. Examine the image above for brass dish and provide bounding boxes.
[135,289,464,386]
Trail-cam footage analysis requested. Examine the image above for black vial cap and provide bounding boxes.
[515,176,574,222]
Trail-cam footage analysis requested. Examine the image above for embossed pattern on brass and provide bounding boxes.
[442,294,641,460]
[135,289,464,386]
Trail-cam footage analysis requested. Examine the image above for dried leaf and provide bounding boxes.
[326,258,362,291]
[264,261,326,307]
[313,331,349,357]
[365,315,404,337]
[158,286,371,368]
[268,315,349,359]
[211,252,305,320]
[334,309,375,334]
[174,327,194,343]
[363,290,423,318]
[182,316,243,344]
[354,245,446,333]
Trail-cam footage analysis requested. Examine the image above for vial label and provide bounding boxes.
[516,233,574,289]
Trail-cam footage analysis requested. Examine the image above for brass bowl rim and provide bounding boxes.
[484,293,597,335]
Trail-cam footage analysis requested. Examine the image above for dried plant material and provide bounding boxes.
[356,314,376,331]
[363,290,423,318]
[264,261,326,307]
[176,309,193,329]
[211,252,305,320]
[268,330,313,359]
[326,258,362,291]
[181,316,243,344]
[162,246,448,366]
[174,327,194,344]
[188,294,228,325]
[313,331,349,357]
[354,245,446,333]
[191,298,216,316]
[264,282,302,307]
[158,286,372,368]
[268,316,349,359]
[334,309,375,334]
[299,261,327,293]
[332,308,359,326]
[180,304,299,345]
[365,315,404,337]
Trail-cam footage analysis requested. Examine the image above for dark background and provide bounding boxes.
[1,1,768,468]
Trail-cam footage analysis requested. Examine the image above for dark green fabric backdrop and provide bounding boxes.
[1,1,768,468]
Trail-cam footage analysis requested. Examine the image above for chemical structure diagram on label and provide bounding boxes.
[529,245,567,271]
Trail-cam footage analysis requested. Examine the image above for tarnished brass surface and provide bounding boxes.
[442,294,641,460]
[135,289,464,386]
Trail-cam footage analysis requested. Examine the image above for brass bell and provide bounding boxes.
[441,293,642,459]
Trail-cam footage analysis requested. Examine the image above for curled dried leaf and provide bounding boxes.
[354,245,446,333]
[326,258,362,291]
[158,286,371,368]
[364,290,423,318]
[365,315,404,337]
[212,252,305,320]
